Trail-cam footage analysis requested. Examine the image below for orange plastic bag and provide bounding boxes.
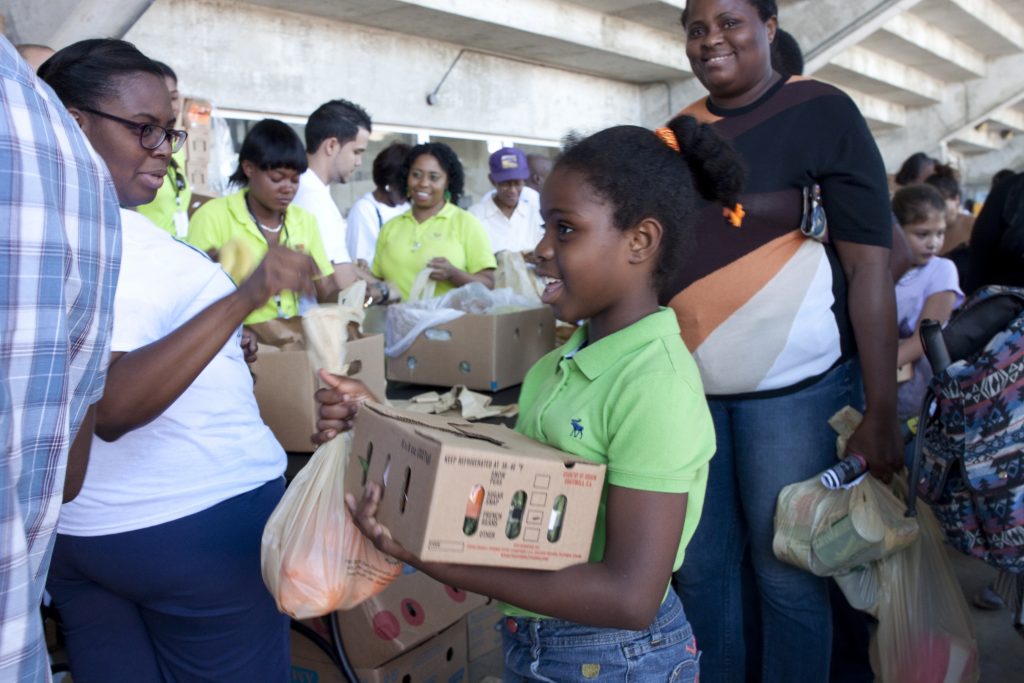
[260,286,403,618]
[260,431,402,618]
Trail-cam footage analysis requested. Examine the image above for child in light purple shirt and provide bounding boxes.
[892,185,964,420]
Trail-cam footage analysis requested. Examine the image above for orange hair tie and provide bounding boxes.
[654,127,680,152]
[723,203,745,228]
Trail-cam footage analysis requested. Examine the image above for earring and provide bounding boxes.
[444,190,452,202]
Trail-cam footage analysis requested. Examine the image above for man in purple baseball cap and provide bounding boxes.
[468,147,544,255]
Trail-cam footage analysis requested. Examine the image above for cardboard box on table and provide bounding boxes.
[386,306,556,392]
[355,619,468,683]
[251,334,386,453]
[337,564,486,669]
[347,402,605,570]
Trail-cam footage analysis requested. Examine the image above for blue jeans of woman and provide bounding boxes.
[502,589,699,682]
[674,360,862,683]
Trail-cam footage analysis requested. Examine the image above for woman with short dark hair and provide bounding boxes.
[187,118,337,322]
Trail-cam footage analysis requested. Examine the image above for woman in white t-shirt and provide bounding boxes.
[40,40,315,682]
[346,141,410,264]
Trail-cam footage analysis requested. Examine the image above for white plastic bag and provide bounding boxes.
[494,251,543,303]
[260,285,402,618]
[870,501,979,683]
[773,474,918,576]
[406,268,437,302]
[384,282,538,357]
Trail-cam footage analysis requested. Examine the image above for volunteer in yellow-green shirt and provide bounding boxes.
[372,142,496,300]
[136,61,192,237]
[187,119,335,324]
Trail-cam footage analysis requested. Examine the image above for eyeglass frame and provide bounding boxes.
[79,107,188,153]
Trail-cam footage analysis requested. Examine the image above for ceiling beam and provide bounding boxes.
[987,105,1024,134]
[944,0,1024,54]
[875,11,986,79]
[824,45,945,105]
[845,86,908,129]
[875,51,1024,171]
[787,0,925,75]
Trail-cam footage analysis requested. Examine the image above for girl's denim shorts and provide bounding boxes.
[501,589,699,682]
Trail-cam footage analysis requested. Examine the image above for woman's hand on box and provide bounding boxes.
[312,369,377,444]
[346,481,417,565]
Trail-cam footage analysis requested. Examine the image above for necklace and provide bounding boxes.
[245,195,284,234]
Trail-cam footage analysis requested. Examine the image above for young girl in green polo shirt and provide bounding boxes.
[317,115,745,681]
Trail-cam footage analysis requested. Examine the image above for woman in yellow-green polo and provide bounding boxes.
[373,141,496,300]
[188,119,335,324]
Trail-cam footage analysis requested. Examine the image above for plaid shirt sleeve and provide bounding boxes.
[0,37,121,682]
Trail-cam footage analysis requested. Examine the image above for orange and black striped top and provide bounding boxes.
[666,77,891,398]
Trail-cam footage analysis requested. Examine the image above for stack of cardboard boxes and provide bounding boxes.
[289,566,505,682]
[181,98,214,200]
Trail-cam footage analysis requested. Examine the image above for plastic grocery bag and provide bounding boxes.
[773,473,918,576]
[494,251,544,303]
[260,283,403,618]
[870,500,979,683]
[406,268,437,302]
[384,282,538,357]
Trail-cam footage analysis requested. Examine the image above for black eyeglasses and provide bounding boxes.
[80,107,188,153]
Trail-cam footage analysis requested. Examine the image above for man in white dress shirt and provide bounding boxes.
[293,99,380,295]
[468,147,544,256]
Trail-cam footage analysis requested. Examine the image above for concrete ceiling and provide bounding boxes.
[4,0,1022,182]
[233,0,1023,180]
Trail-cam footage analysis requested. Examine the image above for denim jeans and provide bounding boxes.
[502,589,699,682]
[674,361,862,683]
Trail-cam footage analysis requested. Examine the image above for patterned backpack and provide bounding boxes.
[907,285,1024,574]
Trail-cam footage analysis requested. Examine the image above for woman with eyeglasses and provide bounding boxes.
[136,60,192,238]
[39,39,307,681]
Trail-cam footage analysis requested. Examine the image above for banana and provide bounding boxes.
[217,237,256,284]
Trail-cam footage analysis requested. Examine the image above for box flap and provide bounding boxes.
[362,402,601,469]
